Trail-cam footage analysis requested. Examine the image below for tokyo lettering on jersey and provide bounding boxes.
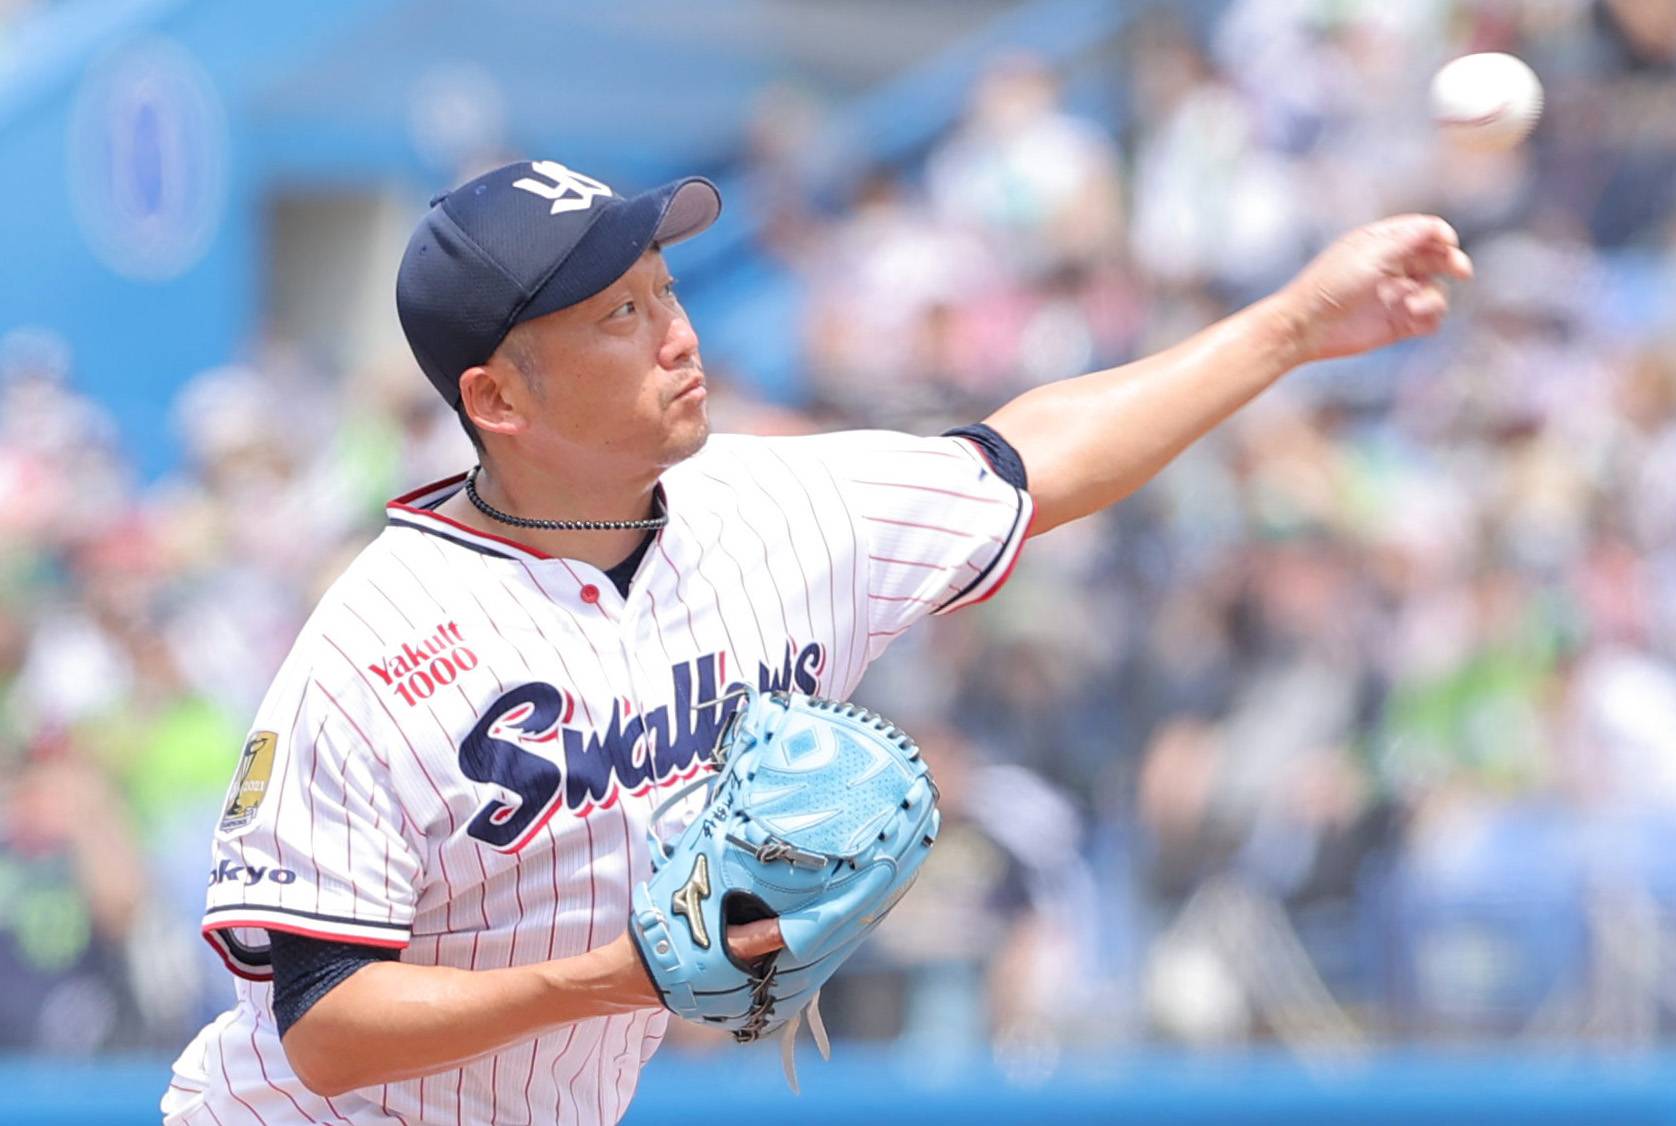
[164,430,1032,1126]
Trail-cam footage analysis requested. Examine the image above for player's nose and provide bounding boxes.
[660,309,700,369]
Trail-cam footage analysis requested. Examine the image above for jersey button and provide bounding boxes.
[580,584,601,604]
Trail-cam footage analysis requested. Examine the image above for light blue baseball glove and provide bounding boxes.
[628,687,939,1087]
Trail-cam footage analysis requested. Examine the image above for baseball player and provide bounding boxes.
[162,159,1469,1124]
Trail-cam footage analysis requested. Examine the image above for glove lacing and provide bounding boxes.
[644,689,914,1093]
[776,990,830,1095]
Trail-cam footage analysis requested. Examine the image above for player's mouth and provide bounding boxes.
[672,373,707,403]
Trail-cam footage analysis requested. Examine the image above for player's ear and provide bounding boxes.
[458,361,528,440]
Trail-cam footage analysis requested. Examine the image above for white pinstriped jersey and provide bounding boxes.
[164,430,1032,1126]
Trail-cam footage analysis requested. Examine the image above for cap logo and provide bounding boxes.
[512,160,614,215]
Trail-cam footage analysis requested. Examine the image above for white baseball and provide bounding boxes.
[1430,52,1544,150]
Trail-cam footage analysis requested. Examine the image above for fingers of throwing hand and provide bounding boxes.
[1410,241,1474,283]
[1381,214,1473,282]
[725,917,785,960]
[1378,276,1448,336]
[1404,282,1450,332]
[1423,216,1460,249]
[1383,213,1458,248]
[1444,245,1474,280]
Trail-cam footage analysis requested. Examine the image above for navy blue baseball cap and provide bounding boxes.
[396,160,722,407]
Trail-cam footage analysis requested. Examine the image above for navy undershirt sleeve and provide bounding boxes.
[940,422,1029,490]
[269,930,401,1037]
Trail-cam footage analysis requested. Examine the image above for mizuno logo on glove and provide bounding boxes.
[628,687,940,1091]
[671,855,712,949]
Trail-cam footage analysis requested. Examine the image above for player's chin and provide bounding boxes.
[659,411,710,466]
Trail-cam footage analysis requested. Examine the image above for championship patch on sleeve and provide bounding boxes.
[219,731,278,833]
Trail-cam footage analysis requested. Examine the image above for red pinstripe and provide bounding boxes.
[697,468,795,645]
[606,1010,646,1124]
[806,454,870,695]
[641,584,676,676]
[310,679,422,932]
[249,1011,320,1124]
[377,1084,409,1126]
[322,636,461,930]
[503,560,618,1118]
[506,844,528,966]
[599,802,638,1122]
[565,812,601,1113]
[865,513,1003,542]
[303,713,329,916]
[564,1016,605,1121]
[503,569,598,725]
[564,778,614,1121]
[454,1025,466,1122]
[869,553,945,569]
[338,604,406,919]
[765,444,842,690]
[639,583,686,818]
[669,505,770,675]
[655,534,713,654]
[215,1019,269,1126]
[476,567,560,1114]
[850,479,1006,504]
[545,1024,581,1121]
[472,549,583,1112]
[312,680,390,768]
[320,1091,352,1126]
[235,686,310,908]
[373,790,390,916]
[882,447,965,459]
[392,550,501,950]
[366,576,417,630]
[520,1036,542,1126]
[458,555,581,1120]
[312,690,405,929]
[420,705,493,932]
[370,569,499,946]
[372,562,493,958]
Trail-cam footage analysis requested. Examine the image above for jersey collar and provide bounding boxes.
[385,472,669,565]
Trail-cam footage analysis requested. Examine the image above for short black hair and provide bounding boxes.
[498,324,542,385]
[453,327,541,455]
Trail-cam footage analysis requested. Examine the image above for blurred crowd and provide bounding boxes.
[5,0,1676,1074]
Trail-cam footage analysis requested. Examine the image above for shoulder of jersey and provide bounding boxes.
[672,428,904,477]
[272,537,412,690]
[666,431,783,488]
[672,428,984,494]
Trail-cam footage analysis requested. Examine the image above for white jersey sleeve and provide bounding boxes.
[202,657,425,979]
[792,429,1033,643]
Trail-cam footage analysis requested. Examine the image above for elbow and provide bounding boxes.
[283,1029,368,1098]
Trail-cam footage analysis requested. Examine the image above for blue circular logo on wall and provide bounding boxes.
[68,37,229,281]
